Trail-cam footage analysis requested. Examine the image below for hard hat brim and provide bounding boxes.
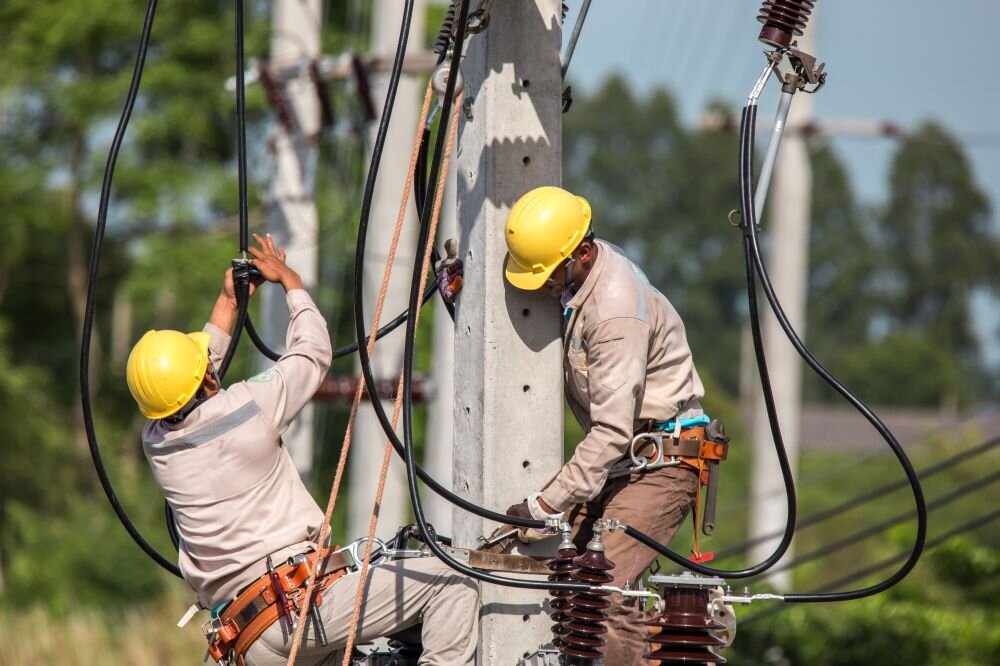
[504,253,554,291]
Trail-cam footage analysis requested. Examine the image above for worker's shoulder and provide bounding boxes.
[589,244,655,323]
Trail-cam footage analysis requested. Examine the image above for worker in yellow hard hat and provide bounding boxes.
[504,186,734,662]
[127,234,479,666]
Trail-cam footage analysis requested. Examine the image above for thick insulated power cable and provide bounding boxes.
[216,0,253,380]
[396,0,588,592]
[349,1,543,532]
[737,99,927,602]
[81,0,181,578]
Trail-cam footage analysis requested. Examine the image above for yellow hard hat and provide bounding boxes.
[126,330,212,419]
[504,186,592,290]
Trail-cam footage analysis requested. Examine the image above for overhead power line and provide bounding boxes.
[749,468,1000,582]
[741,507,1000,626]
[714,436,1000,561]
[719,405,1000,521]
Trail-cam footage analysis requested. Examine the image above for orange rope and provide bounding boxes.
[284,81,435,666]
[338,95,462,666]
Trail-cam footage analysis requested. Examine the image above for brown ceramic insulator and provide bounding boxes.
[560,547,616,661]
[573,549,616,572]
[548,546,579,648]
[756,0,816,48]
[643,588,727,664]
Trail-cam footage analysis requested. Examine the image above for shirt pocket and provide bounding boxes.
[566,344,590,404]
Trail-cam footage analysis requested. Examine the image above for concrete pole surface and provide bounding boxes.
[454,1,565,662]
[260,0,322,483]
[424,167,457,533]
[348,0,426,541]
[748,25,815,592]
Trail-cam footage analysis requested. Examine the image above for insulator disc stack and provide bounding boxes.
[548,542,579,650]
[644,587,727,665]
[560,546,616,663]
[433,2,457,55]
[757,0,816,49]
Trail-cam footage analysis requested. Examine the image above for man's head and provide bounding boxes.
[126,330,220,421]
[503,186,595,298]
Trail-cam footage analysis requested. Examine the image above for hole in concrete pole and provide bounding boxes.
[522,308,530,317]
[522,614,530,622]
[522,79,530,88]
[523,385,530,392]
[522,460,530,468]
[522,155,531,166]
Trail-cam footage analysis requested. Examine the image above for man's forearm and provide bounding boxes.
[208,292,239,334]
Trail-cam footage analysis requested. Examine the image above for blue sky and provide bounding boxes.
[565,0,999,207]
[563,0,999,366]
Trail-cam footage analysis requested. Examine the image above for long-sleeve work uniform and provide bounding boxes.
[540,241,706,665]
[142,290,478,666]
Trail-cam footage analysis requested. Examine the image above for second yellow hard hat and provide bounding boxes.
[126,330,212,419]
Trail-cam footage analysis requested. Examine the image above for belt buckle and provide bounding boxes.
[201,616,224,638]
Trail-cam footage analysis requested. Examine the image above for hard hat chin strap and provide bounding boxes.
[561,256,578,297]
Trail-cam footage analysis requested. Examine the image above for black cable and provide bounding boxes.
[738,100,928,603]
[715,436,1000,561]
[81,0,181,578]
[165,499,180,551]
[216,0,252,380]
[399,0,588,592]
[741,507,1000,626]
[354,16,799,584]
[620,103,800,579]
[350,0,540,531]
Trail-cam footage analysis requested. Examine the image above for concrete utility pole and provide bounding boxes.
[424,168,457,532]
[454,1,565,662]
[260,0,322,483]
[748,23,816,591]
[348,0,426,541]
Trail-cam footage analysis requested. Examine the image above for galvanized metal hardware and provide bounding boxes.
[608,431,684,479]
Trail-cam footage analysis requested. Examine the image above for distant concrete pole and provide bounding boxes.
[348,0,426,540]
[748,25,815,591]
[424,168,457,532]
[454,1,565,661]
[260,0,322,483]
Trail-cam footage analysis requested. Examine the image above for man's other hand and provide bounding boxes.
[505,500,532,522]
[248,233,303,291]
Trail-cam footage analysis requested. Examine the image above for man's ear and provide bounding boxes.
[202,369,220,393]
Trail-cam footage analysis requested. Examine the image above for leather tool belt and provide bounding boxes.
[608,425,729,482]
[609,419,731,537]
[204,548,353,665]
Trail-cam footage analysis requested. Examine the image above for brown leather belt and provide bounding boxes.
[205,548,353,665]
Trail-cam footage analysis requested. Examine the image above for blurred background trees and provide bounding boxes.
[0,1,997,664]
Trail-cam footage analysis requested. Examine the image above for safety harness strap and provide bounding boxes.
[205,548,352,664]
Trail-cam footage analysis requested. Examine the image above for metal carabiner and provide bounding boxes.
[629,432,663,472]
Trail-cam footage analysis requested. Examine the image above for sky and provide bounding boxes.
[562,0,1000,366]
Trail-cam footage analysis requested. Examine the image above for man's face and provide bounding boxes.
[542,256,574,299]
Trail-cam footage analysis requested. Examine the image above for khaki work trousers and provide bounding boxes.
[567,464,699,666]
[244,557,479,666]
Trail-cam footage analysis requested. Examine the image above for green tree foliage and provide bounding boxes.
[564,77,748,393]
[0,0,288,610]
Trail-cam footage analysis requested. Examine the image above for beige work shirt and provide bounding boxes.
[142,289,332,608]
[540,241,705,512]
